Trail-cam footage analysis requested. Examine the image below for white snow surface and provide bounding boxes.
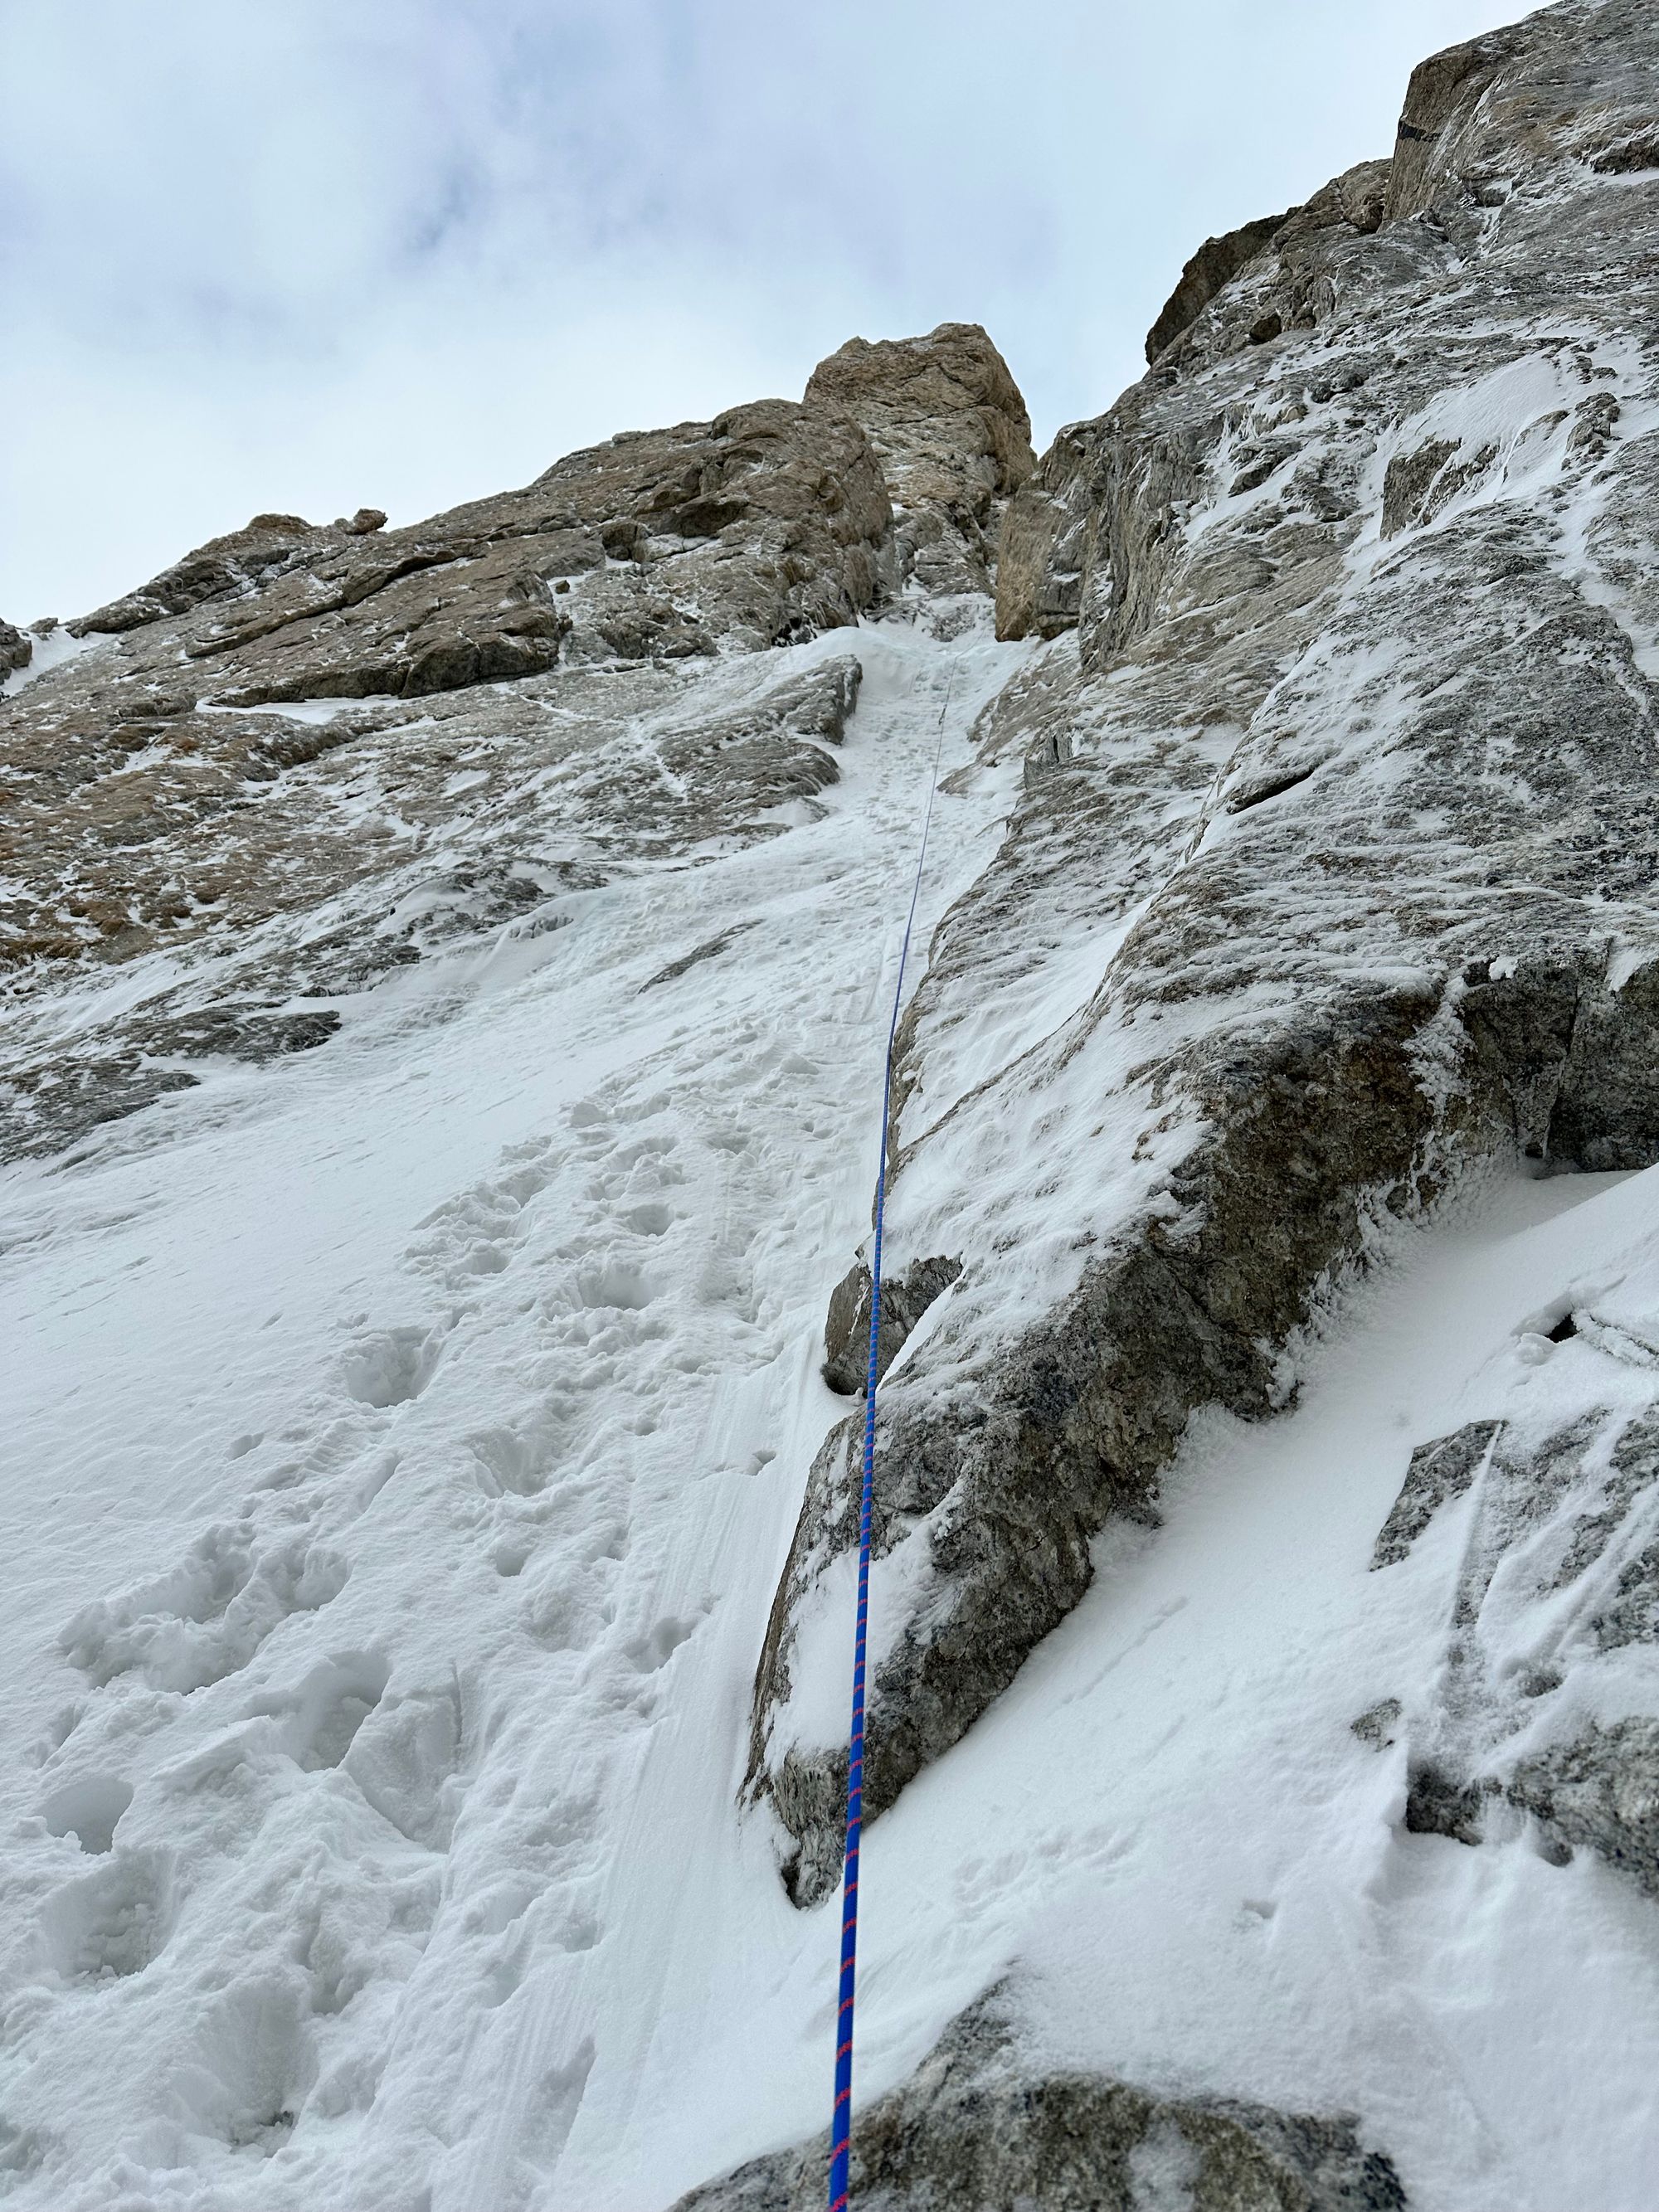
[1,624,102,698]
[4,617,1659,2210]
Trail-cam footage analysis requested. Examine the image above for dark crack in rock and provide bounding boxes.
[1404,1761,1493,1847]
[994,423,1095,642]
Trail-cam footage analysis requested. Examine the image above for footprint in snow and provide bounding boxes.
[246,1650,391,1772]
[59,1527,351,1694]
[469,1424,553,1498]
[38,1845,175,1982]
[41,1772,134,1855]
[339,1322,446,1408]
[620,1609,708,1675]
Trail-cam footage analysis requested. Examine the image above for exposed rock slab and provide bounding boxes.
[670,1994,1406,2211]
[64,398,894,706]
[1508,1718,1659,1895]
[71,512,354,638]
[1370,1420,1502,1567]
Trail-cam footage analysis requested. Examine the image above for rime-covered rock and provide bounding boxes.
[1375,1365,1659,1892]
[0,648,870,1157]
[749,0,1659,1901]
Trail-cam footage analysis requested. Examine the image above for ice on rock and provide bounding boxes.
[6,12,1659,2210]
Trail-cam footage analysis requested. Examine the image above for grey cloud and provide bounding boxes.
[2,0,1526,617]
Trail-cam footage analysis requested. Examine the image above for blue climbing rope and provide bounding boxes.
[828,673,952,2212]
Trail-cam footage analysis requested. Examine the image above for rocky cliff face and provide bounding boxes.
[805,323,1035,596]
[0,328,1029,1161]
[7,5,1659,2208]
[745,0,1659,1928]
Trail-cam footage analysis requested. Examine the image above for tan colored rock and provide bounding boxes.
[176,399,893,702]
[806,321,1034,594]
[0,347,930,1153]
[0,318,1034,1153]
[70,513,341,636]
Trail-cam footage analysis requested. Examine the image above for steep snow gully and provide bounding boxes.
[0,625,1029,2209]
[8,3,1659,2207]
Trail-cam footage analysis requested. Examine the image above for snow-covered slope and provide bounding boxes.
[0,618,1034,2209]
[5,7,1659,2209]
[695,1162,1659,2212]
[12,843,1659,2212]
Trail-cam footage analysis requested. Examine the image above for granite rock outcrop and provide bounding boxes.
[806,323,1034,597]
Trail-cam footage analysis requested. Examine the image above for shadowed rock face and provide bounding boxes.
[1141,161,1391,375]
[0,619,32,676]
[669,1993,1407,2211]
[993,422,1096,642]
[0,329,1027,1161]
[749,0,1659,1904]
[1144,209,1293,364]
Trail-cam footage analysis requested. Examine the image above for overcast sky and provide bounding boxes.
[2,0,1532,620]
